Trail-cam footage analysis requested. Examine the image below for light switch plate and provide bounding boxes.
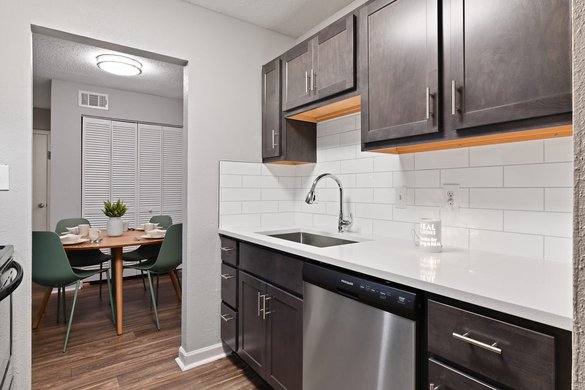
[0,164,8,191]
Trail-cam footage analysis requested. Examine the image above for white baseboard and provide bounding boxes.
[175,343,229,371]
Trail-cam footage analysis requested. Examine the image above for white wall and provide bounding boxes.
[0,0,293,387]
[50,79,183,230]
[295,0,368,43]
[220,113,573,263]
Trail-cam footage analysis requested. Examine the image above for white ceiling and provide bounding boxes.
[182,0,357,38]
[33,34,184,109]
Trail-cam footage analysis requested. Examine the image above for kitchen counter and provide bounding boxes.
[219,226,573,331]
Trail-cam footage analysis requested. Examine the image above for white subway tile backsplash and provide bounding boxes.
[221,161,262,175]
[544,236,572,263]
[442,167,503,187]
[504,163,573,187]
[219,116,572,263]
[545,188,573,212]
[341,158,374,174]
[544,137,573,162]
[469,229,544,259]
[469,140,543,166]
[504,210,572,237]
[470,188,544,211]
[415,148,469,169]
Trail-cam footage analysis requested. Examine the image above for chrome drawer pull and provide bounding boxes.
[257,292,261,317]
[220,247,234,252]
[452,332,502,355]
[220,273,235,280]
[262,296,271,320]
[429,384,439,390]
[220,313,234,322]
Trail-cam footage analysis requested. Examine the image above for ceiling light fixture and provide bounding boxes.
[96,54,142,76]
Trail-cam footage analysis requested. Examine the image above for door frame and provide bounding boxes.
[33,129,51,231]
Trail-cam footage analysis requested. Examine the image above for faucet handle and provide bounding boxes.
[339,213,353,232]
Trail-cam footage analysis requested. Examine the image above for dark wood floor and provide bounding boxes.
[32,276,268,389]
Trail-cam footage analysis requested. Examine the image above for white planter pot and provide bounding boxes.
[107,217,124,237]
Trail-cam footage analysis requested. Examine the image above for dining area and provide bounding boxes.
[31,212,183,352]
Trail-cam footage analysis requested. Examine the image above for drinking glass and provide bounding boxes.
[89,228,100,242]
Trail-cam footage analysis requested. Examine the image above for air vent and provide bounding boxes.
[79,90,109,110]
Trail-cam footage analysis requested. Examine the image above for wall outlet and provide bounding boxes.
[395,186,407,209]
[0,164,8,191]
[442,183,460,211]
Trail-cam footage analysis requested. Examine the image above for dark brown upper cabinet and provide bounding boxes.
[360,0,439,144]
[262,59,281,159]
[282,15,356,112]
[444,0,572,132]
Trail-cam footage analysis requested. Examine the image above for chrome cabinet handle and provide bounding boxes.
[452,332,502,355]
[305,71,309,94]
[220,313,234,322]
[271,129,277,149]
[262,295,271,320]
[220,273,235,280]
[429,384,439,390]
[425,87,431,120]
[451,80,460,115]
[309,68,315,91]
[220,247,234,252]
[257,292,262,317]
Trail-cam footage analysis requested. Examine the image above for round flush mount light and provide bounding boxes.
[96,54,142,76]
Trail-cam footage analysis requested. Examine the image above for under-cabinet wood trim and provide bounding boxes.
[287,95,361,123]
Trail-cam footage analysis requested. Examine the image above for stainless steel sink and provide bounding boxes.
[267,231,358,248]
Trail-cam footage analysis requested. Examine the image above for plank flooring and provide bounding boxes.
[32,276,268,389]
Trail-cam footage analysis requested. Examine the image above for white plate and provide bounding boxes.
[141,234,165,239]
[62,238,90,245]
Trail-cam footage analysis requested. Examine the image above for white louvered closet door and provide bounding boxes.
[162,127,184,224]
[138,124,162,224]
[82,117,112,228]
[111,121,138,227]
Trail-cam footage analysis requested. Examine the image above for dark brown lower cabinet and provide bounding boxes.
[239,271,303,390]
[429,359,498,390]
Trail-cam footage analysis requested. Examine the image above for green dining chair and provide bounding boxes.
[55,218,112,299]
[124,223,182,330]
[32,231,116,352]
[123,215,173,290]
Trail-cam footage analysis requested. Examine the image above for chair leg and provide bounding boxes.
[140,270,146,291]
[33,287,52,329]
[63,281,80,353]
[105,269,116,325]
[99,263,103,300]
[147,271,160,331]
[56,287,61,323]
[169,271,182,302]
[62,286,67,324]
[175,269,182,290]
[156,274,160,306]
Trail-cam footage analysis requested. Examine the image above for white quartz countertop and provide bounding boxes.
[219,226,573,331]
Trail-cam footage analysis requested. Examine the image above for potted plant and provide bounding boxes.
[102,199,127,237]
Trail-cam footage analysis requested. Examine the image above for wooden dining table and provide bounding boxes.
[63,230,163,335]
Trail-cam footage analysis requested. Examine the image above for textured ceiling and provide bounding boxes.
[182,0,356,38]
[33,34,183,109]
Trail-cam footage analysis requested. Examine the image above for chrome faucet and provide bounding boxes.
[305,173,352,233]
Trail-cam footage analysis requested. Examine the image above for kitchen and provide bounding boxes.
[0,0,582,389]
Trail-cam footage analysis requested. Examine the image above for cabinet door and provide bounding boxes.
[239,272,267,376]
[112,121,138,227]
[429,359,499,390]
[282,41,313,111]
[162,126,183,223]
[265,284,303,390]
[445,0,571,130]
[262,59,281,158]
[361,0,439,144]
[313,14,356,101]
[138,124,162,225]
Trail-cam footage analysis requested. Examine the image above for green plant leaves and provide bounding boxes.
[102,199,128,217]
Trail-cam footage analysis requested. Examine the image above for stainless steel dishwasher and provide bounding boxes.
[303,263,419,390]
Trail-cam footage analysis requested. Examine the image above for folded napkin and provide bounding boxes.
[146,229,166,238]
[60,234,81,243]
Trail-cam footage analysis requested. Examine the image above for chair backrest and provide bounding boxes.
[151,223,182,273]
[32,231,80,287]
[150,215,173,229]
[55,218,91,234]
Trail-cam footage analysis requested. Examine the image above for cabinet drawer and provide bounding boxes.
[429,359,498,390]
[220,236,238,266]
[221,263,238,309]
[240,243,303,296]
[220,303,238,352]
[428,300,555,390]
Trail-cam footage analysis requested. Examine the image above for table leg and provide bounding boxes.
[112,247,124,335]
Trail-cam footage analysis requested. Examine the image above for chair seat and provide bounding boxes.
[68,249,112,267]
[71,266,109,279]
[124,258,157,271]
[122,245,160,262]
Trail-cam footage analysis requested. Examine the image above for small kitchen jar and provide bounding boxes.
[413,218,442,252]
